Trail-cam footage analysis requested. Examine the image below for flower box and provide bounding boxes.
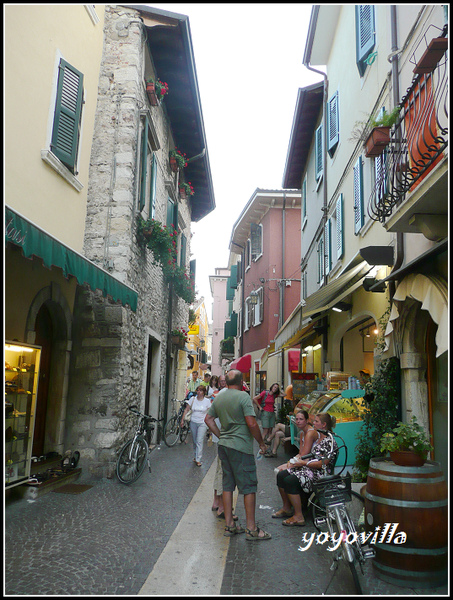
[170,156,179,173]
[179,186,187,200]
[390,450,426,467]
[146,82,159,106]
[365,126,391,158]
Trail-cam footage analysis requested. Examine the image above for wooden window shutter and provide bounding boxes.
[139,116,149,211]
[150,153,157,217]
[327,92,339,156]
[250,223,262,260]
[315,124,323,180]
[302,178,307,220]
[317,237,324,283]
[180,233,187,267]
[336,194,344,260]
[324,219,331,275]
[51,59,84,174]
[353,157,364,234]
[356,5,375,76]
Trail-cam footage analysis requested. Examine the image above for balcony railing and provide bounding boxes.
[368,26,448,224]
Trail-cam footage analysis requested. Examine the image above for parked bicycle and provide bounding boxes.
[302,432,374,595]
[163,398,190,447]
[116,405,162,485]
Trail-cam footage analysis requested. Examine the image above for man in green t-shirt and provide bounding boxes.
[205,370,271,541]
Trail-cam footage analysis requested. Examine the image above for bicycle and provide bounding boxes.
[163,397,190,447]
[116,405,162,484]
[302,432,375,595]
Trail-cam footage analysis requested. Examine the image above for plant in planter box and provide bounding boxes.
[145,78,169,105]
[169,148,187,172]
[179,181,195,199]
[171,327,189,346]
[350,106,401,156]
[137,217,177,266]
[167,263,196,304]
[380,416,433,466]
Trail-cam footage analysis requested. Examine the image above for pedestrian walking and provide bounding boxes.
[186,370,203,398]
[181,385,211,466]
[205,369,271,541]
[252,383,280,442]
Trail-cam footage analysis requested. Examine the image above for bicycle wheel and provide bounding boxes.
[116,438,148,484]
[163,416,180,447]
[179,421,190,443]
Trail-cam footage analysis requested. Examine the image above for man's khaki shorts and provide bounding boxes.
[218,445,257,495]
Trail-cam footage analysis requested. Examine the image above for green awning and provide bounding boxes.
[5,206,138,311]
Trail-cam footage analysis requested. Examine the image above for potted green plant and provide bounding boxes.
[380,416,433,466]
[145,78,169,106]
[169,148,187,173]
[179,181,194,199]
[350,106,400,157]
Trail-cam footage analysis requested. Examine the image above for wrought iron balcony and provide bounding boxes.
[368,26,448,228]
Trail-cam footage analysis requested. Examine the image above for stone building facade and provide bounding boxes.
[65,5,214,477]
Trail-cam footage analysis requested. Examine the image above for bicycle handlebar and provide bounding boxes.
[128,405,160,421]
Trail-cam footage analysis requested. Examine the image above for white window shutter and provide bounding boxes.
[327,92,339,156]
[336,194,344,259]
[353,157,364,234]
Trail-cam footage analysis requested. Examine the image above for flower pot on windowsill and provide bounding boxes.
[170,156,179,173]
[390,450,426,467]
[179,186,187,200]
[146,82,159,106]
[171,335,185,348]
[365,126,391,157]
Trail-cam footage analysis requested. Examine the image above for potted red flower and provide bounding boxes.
[169,148,187,173]
[145,78,169,106]
[179,182,194,199]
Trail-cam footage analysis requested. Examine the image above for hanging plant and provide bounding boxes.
[137,217,195,304]
[169,148,187,172]
[137,217,177,266]
[145,78,169,105]
[179,181,195,199]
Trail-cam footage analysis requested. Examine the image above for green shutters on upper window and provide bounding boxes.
[150,154,157,218]
[51,59,84,174]
[327,91,339,157]
[356,5,376,77]
[139,116,149,211]
[324,218,331,276]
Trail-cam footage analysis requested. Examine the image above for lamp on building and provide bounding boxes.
[332,301,352,312]
[249,290,259,305]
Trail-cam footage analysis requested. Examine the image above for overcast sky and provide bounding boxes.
[146,3,323,316]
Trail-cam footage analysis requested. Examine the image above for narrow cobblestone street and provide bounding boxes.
[5,438,449,596]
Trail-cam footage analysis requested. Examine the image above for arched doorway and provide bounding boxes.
[25,283,73,456]
[33,304,53,456]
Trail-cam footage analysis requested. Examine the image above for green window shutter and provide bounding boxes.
[353,157,364,234]
[356,5,376,76]
[139,116,149,211]
[150,153,157,217]
[315,124,323,180]
[336,194,344,260]
[327,91,339,157]
[51,59,84,174]
[167,196,178,229]
[230,264,238,288]
[189,259,196,289]
[180,233,187,267]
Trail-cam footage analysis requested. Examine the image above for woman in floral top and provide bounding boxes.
[274,413,338,526]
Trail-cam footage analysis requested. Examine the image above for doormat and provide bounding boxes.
[53,484,93,495]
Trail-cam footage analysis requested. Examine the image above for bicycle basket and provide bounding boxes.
[313,474,352,507]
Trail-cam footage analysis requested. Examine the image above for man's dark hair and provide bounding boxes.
[226,369,242,387]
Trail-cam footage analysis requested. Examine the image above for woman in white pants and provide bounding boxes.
[181,385,211,466]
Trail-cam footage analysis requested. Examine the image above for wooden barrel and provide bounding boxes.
[365,457,447,588]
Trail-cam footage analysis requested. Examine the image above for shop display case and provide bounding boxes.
[5,341,41,488]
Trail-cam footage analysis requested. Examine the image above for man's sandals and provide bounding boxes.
[224,525,272,540]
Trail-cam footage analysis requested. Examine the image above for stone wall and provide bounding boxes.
[65,5,192,477]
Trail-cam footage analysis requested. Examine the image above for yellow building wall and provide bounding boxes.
[4,5,105,251]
